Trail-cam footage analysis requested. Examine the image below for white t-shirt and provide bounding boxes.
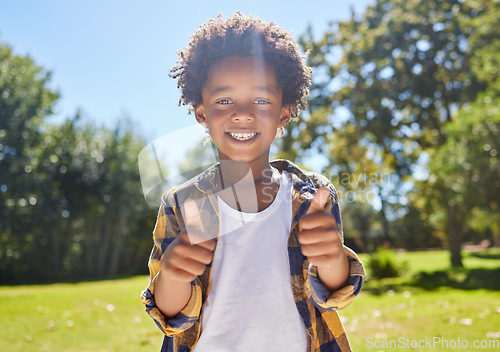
[192,171,308,352]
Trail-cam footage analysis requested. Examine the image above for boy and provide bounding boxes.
[141,13,365,352]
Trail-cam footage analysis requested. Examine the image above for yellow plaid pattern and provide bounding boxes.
[141,159,366,352]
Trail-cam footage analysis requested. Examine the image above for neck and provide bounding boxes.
[217,158,275,190]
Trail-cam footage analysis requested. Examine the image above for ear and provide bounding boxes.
[278,105,292,128]
[194,104,207,127]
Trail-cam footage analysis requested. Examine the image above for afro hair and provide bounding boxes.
[170,12,312,120]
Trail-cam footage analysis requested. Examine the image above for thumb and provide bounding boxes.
[183,198,205,233]
[306,187,330,214]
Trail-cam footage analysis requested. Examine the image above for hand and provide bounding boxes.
[298,187,345,269]
[160,199,216,283]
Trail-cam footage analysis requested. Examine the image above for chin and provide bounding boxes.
[219,154,263,164]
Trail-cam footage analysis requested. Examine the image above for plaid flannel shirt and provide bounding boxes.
[141,159,366,352]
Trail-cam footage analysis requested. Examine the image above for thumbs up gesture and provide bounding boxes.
[298,187,349,291]
[160,199,216,283]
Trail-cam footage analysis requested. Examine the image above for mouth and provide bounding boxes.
[226,131,260,141]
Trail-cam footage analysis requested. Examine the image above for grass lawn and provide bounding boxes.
[0,248,499,351]
[0,276,164,352]
[346,248,500,351]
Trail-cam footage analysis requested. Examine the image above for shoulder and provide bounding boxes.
[271,159,338,198]
[160,162,219,207]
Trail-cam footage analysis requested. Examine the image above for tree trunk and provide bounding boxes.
[97,217,113,277]
[50,225,61,279]
[446,204,464,267]
[379,187,391,245]
[109,233,123,277]
[84,213,100,277]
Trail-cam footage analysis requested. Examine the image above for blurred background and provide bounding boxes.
[1,0,499,351]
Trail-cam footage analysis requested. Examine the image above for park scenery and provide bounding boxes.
[1,0,499,351]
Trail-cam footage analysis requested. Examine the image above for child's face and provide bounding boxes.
[194,56,291,165]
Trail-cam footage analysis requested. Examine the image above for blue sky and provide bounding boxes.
[0,0,373,142]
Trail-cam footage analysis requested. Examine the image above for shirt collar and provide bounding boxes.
[190,159,317,199]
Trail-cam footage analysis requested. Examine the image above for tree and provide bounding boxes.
[0,43,154,283]
[294,0,498,266]
[177,137,218,182]
[427,81,500,257]
[0,43,59,281]
[422,0,500,265]
[30,116,154,280]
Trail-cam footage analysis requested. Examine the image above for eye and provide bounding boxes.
[255,99,271,105]
[216,99,231,105]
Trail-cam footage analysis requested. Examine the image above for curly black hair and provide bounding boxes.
[170,12,312,120]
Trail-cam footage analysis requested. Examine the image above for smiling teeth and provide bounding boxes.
[229,132,258,140]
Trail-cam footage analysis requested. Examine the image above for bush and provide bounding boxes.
[368,248,407,278]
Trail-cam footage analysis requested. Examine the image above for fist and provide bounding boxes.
[160,199,216,283]
[298,187,344,269]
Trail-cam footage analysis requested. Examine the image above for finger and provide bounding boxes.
[301,241,343,257]
[169,255,208,277]
[299,213,337,231]
[175,242,214,265]
[180,226,214,248]
[306,187,330,215]
[165,267,198,283]
[183,199,213,244]
[306,254,336,268]
[179,226,216,252]
[298,227,339,245]
[196,238,216,251]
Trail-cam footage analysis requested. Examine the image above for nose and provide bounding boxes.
[231,104,254,122]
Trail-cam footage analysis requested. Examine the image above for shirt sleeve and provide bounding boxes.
[303,182,366,311]
[304,247,365,311]
[140,190,203,336]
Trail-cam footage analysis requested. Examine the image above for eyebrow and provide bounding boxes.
[255,85,280,95]
[207,85,280,97]
[208,86,231,97]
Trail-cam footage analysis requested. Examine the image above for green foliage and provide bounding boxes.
[0,43,154,283]
[388,203,442,250]
[0,43,60,281]
[466,0,500,85]
[294,0,500,266]
[299,0,490,166]
[431,84,500,207]
[340,200,381,252]
[427,81,500,248]
[367,247,407,278]
[177,137,218,182]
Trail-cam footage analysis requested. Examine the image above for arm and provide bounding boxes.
[141,193,213,335]
[155,207,215,319]
[316,250,349,292]
[155,271,192,319]
[305,247,365,311]
[299,187,349,291]
[299,185,366,311]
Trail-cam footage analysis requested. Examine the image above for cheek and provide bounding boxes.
[258,107,278,116]
[205,113,227,130]
[208,108,232,121]
[260,111,282,126]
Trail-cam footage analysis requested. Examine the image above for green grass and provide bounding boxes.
[1,249,499,351]
[0,276,164,352]
[347,248,500,351]
[342,289,499,351]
